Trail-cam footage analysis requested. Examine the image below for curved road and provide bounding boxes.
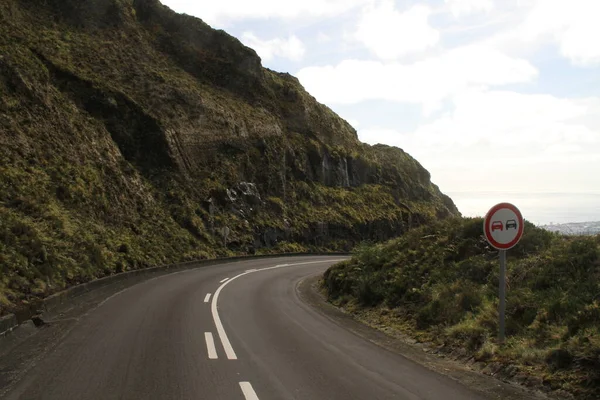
[5,256,499,399]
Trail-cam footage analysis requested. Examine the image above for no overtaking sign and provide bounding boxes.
[483,203,524,250]
[483,202,524,344]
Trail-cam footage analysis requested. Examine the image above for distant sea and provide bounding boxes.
[447,192,600,225]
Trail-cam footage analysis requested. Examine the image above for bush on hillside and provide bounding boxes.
[324,218,600,398]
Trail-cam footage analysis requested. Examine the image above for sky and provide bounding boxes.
[159,0,600,223]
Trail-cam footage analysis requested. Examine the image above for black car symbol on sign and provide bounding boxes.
[506,220,517,230]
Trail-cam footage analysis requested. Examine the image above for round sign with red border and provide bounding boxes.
[483,203,524,250]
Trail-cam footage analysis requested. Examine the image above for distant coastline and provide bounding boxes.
[539,221,600,235]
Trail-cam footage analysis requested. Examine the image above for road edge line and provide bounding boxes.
[211,259,346,361]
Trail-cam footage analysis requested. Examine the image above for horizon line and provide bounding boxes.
[447,191,600,195]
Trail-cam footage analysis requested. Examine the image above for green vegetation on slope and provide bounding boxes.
[0,0,458,315]
[324,218,600,399]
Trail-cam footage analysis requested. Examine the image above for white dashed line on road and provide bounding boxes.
[204,332,218,359]
[204,293,211,303]
[239,382,259,400]
[219,278,229,283]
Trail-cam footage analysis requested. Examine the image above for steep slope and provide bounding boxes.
[0,0,458,314]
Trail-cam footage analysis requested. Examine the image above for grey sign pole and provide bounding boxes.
[498,249,507,343]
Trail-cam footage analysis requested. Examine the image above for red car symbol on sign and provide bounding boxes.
[491,221,504,232]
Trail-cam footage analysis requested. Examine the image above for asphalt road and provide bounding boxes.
[3,256,501,400]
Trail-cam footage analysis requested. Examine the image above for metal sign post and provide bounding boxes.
[483,203,524,345]
[498,249,507,343]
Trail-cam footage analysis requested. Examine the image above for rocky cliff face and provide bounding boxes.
[0,0,458,313]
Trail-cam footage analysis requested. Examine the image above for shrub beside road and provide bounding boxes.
[324,217,600,399]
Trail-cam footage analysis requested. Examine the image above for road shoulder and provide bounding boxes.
[297,274,561,400]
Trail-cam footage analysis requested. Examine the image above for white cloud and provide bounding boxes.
[358,90,600,193]
[297,45,537,111]
[410,90,599,148]
[558,22,600,67]
[354,2,439,60]
[488,0,600,66]
[445,0,493,17]
[241,33,306,62]
[160,0,372,26]
[523,0,600,66]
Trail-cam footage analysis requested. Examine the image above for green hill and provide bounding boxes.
[324,217,600,398]
[0,0,458,315]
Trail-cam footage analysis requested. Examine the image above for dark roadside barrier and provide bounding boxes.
[0,252,348,337]
[0,314,17,336]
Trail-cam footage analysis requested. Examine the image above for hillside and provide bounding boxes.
[324,218,600,399]
[0,0,458,314]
